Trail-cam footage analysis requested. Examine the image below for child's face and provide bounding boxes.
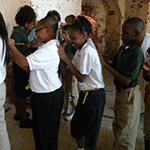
[25,19,35,31]
[35,23,48,43]
[62,29,70,41]
[122,23,137,46]
[68,28,87,49]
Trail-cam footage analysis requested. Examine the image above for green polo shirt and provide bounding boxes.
[11,26,32,56]
[65,42,77,61]
[112,42,144,88]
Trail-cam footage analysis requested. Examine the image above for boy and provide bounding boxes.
[9,16,64,150]
[99,17,144,150]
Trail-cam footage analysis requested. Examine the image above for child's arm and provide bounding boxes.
[58,45,87,82]
[99,54,131,87]
[59,60,72,78]
[9,39,30,72]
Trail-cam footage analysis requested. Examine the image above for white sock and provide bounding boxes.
[78,148,84,150]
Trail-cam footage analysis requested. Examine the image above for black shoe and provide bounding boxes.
[14,112,30,121]
[19,118,33,128]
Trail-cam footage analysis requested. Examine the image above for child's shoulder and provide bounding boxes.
[82,42,96,53]
[11,27,26,38]
[43,39,58,49]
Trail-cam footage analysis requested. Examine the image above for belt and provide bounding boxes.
[81,88,100,104]
[116,86,134,92]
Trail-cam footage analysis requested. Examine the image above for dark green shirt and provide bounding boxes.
[11,27,33,56]
[112,42,144,88]
[60,41,78,61]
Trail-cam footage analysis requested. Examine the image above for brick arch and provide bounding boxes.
[82,0,122,59]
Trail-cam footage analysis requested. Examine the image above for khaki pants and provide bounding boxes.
[0,82,10,150]
[62,76,79,113]
[113,85,141,150]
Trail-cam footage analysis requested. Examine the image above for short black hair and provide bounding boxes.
[39,16,58,33]
[124,17,144,34]
[46,10,61,22]
[62,24,70,30]
[15,5,36,26]
[65,14,75,24]
[69,15,92,37]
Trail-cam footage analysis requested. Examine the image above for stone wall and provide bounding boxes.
[30,0,81,22]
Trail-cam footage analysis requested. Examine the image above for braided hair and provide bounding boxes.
[69,15,92,37]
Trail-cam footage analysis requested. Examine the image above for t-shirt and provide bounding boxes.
[72,42,104,91]
[27,39,62,93]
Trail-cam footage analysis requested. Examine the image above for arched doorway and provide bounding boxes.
[82,0,122,59]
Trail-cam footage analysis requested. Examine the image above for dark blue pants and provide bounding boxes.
[71,88,106,149]
[31,86,64,150]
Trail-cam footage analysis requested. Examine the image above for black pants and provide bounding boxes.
[71,88,106,149]
[31,87,64,150]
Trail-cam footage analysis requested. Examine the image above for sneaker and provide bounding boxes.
[19,118,33,128]
[140,112,144,120]
[61,109,70,115]
[66,109,70,114]
[61,109,65,115]
[14,112,30,121]
[65,113,74,121]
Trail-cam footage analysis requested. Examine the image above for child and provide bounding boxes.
[58,15,106,150]
[142,48,150,150]
[10,5,38,128]
[28,10,63,43]
[61,24,79,121]
[99,17,144,150]
[0,12,11,150]
[9,16,64,150]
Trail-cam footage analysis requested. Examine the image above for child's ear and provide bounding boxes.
[135,31,140,37]
[82,32,88,40]
[46,26,50,33]
[47,26,54,34]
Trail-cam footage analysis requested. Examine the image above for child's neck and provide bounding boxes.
[19,26,28,34]
[45,37,55,43]
[126,39,138,47]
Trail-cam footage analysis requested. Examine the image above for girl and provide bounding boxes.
[58,16,106,150]
[10,5,38,128]
[0,12,11,150]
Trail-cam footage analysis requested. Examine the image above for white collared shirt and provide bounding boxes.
[27,39,62,93]
[0,38,6,84]
[72,42,105,91]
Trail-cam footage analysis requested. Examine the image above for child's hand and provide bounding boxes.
[9,39,15,46]
[98,52,107,67]
[57,43,67,61]
[143,64,150,71]
[27,39,39,48]
[145,50,150,63]
[72,75,76,83]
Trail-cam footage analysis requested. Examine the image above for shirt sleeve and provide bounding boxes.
[27,46,59,71]
[79,52,93,75]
